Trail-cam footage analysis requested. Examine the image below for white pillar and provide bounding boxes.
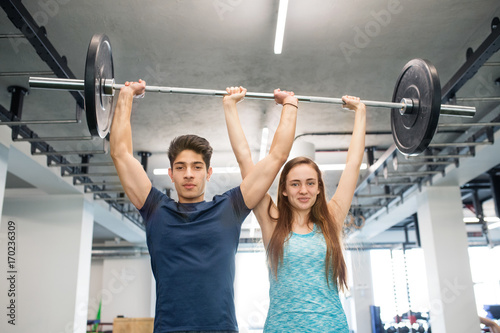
[0,193,93,333]
[88,259,104,319]
[417,186,480,332]
[348,250,375,333]
[99,256,154,323]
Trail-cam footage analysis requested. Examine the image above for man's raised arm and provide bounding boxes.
[110,80,151,209]
[222,86,254,179]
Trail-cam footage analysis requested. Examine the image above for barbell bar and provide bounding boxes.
[29,76,474,116]
[28,33,477,155]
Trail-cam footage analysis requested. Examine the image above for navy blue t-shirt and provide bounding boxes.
[139,186,251,332]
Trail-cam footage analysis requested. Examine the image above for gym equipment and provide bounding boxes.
[28,34,476,155]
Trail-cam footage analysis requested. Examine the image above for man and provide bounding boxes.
[110,80,298,332]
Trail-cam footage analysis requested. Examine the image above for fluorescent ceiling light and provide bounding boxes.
[153,167,240,175]
[211,167,240,174]
[153,169,169,175]
[274,0,289,54]
[488,221,500,230]
[154,163,369,175]
[155,127,269,176]
[319,163,368,171]
[153,162,370,175]
[463,216,500,224]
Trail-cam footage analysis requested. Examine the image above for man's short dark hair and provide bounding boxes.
[168,135,213,170]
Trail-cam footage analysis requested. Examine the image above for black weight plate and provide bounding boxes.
[85,34,114,138]
[391,58,441,155]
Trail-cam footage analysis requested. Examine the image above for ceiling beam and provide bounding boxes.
[0,0,84,109]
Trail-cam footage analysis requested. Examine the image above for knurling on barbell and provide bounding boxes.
[28,33,476,156]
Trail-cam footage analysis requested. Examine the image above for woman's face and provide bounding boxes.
[283,163,320,213]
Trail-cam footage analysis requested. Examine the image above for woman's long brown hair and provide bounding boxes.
[267,157,348,291]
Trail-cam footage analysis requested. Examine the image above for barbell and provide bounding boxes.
[28,34,476,155]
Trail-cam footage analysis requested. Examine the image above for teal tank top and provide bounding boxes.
[264,224,349,332]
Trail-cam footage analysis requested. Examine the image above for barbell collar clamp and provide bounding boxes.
[103,79,115,96]
[399,98,413,115]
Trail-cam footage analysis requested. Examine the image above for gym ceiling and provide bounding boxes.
[1,0,500,246]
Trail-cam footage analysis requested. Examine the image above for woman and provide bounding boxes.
[223,87,366,332]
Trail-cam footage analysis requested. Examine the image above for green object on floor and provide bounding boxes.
[93,300,101,333]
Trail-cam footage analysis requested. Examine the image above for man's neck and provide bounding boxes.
[178,195,205,204]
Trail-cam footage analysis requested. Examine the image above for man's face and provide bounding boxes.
[168,149,212,203]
